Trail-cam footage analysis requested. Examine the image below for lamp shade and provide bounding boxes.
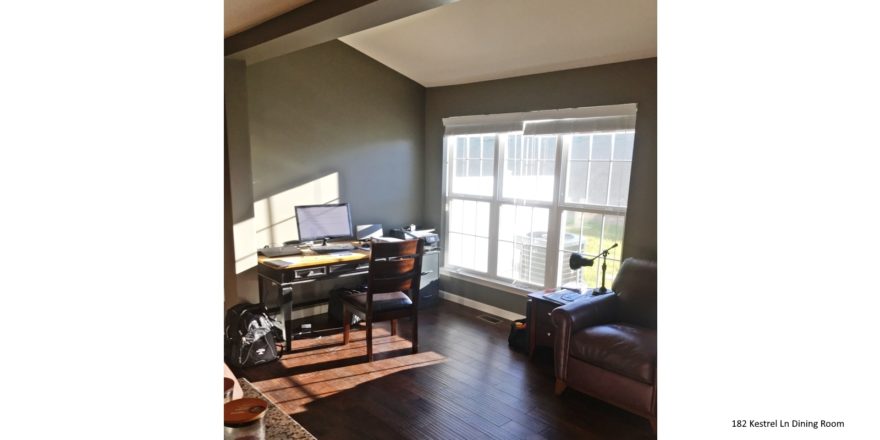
[569,253,594,270]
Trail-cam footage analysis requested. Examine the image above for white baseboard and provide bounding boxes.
[439,290,525,321]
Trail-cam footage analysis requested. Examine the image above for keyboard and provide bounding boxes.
[311,243,356,253]
[259,245,303,258]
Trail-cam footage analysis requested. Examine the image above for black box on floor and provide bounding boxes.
[418,250,440,309]
[328,288,362,325]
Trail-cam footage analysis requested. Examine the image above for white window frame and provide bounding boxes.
[441,105,636,293]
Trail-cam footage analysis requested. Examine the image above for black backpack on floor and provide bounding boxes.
[224,303,279,368]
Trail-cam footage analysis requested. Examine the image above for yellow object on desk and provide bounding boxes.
[259,250,368,270]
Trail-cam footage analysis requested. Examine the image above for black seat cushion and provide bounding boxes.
[343,291,413,313]
[569,323,656,384]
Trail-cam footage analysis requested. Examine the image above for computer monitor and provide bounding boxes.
[294,203,354,243]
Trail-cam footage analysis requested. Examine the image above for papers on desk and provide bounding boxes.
[543,289,589,304]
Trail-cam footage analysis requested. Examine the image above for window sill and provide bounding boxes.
[439,267,535,297]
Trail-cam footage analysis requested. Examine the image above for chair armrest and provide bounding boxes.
[550,293,618,379]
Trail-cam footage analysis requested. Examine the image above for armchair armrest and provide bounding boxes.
[550,293,618,379]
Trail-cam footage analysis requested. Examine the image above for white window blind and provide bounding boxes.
[443,104,637,136]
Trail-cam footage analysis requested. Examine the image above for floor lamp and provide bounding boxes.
[568,243,618,295]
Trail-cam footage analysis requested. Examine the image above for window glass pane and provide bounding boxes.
[468,137,481,158]
[482,136,495,159]
[450,135,494,196]
[461,235,475,269]
[540,137,555,159]
[497,204,549,286]
[467,160,480,177]
[571,135,589,160]
[586,162,610,205]
[509,134,521,160]
[591,134,612,160]
[447,233,461,267]
[564,131,634,208]
[608,162,631,207]
[502,135,556,201]
[613,132,634,161]
[476,202,490,237]
[446,198,490,273]
[481,160,493,177]
[461,200,476,235]
[521,245,546,285]
[515,205,533,238]
[498,204,514,242]
[448,199,462,233]
[497,242,513,279]
[532,207,549,243]
[560,211,582,253]
[558,210,625,289]
[602,215,625,260]
[454,159,467,177]
[565,161,588,204]
[475,237,489,272]
[578,211,604,255]
[455,137,467,159]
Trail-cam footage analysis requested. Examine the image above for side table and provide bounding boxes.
[527,289,612,357]
[527,291,563,358]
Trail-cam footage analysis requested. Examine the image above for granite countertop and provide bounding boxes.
[239,378,316,440]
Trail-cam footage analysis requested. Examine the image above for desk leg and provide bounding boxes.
[281,285,293,353]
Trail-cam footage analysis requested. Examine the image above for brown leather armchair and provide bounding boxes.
[551,258,657,430]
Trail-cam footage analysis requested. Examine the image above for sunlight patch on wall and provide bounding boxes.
[253,172,340,248]
[233,217,257,274]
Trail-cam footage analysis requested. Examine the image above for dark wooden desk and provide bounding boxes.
[258,246,370,353]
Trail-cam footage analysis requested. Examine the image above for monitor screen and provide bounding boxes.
[294,203,354,242]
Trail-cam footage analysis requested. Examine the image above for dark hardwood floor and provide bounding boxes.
[234,301,656,439]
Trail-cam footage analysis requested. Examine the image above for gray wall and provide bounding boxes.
[225,59,257,226]
[424,58,657,315]
[225,59,258,309]
[246,40,426,228]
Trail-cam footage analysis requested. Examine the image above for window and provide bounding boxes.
[442,104,637,291]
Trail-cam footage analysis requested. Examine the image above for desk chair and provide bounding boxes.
[342,239,424,361]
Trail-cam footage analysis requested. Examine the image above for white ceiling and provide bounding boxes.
[340,0,656,87]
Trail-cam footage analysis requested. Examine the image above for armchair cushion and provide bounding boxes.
[612,259,657,329]
[345,291,412,313]
[570,323,656,385]
[551,293,618,379]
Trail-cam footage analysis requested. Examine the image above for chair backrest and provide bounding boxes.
[611,258,657,329]
[366,239,425,304]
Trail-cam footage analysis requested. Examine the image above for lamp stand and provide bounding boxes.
[592,252,609,295]
[591,244,618,296]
